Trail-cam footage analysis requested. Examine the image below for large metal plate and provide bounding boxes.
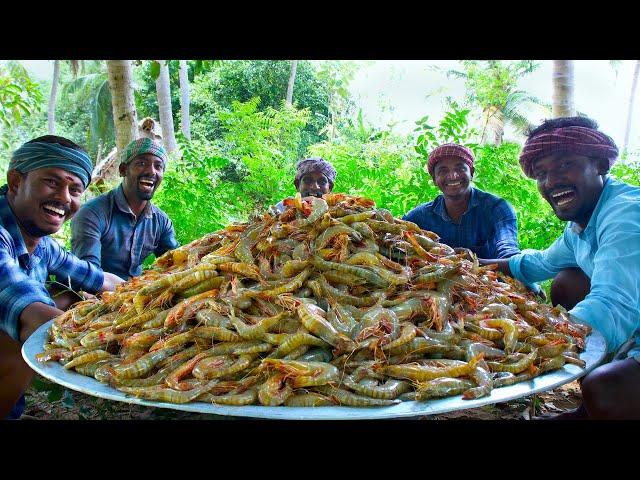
[22,320,607,420]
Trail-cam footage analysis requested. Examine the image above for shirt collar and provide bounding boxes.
[0,194,42,267]
[569,176,611,235]
[433,187,478,222]
[115,184,154,219]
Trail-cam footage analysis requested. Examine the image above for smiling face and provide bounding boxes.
[298,171,332,198]
[8,167,84,237]
[532,153,607,227]
[432,156,473,199]
[119,153,165,202]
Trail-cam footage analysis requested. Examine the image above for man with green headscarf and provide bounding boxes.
[0,135,123,419]
[71,138,179,281]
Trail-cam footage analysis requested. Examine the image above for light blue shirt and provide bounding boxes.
[509,177,640,354]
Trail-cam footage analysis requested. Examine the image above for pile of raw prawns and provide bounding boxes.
[37,193,590,407]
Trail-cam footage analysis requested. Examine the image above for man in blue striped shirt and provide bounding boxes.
[0,136,123,419]
[482,117,640,419]
[403,143,520,259]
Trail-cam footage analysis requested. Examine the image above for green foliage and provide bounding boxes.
[414,102,479,158]
[451,60,539,112]
[0,61,43,148]
[310,113,431,217]
[473,143,564,250]
[187,60,332,155]
[153,135,250,245]
[611,160,640,185]
[443,60,548,139]
[59,63,114,157]
[153,100,310,244]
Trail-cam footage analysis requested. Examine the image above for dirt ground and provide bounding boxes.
[19,374,582,420]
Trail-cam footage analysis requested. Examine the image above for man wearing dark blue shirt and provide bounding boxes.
[0,136,122,419]
[71,138,179,280]
[403,143,520,259]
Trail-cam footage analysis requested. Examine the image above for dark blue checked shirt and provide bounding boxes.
[0,194,104,342]
[402,187,520,259]
[71,184,179,281]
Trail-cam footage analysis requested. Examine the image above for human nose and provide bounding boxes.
[545,168,564,189]
[144,164,158,176]
[447,170,460,181]
[54,185,72,205]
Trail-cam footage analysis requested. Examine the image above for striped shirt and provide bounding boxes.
[509,177,640,355]
[0,194,104,342]
[403,187,520,259]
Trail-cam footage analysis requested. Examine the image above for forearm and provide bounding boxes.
[99,271,124,293]
[19,302,64,343]
[51,289,84,311]
[478,257,512,276]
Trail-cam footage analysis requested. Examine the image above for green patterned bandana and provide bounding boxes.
[121,138,167,166]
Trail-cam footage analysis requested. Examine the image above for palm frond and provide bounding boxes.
[62,73,108,103]
[444,69,467,80]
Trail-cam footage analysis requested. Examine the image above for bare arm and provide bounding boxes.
[478,257,512,276]
[99,271,124,293]
[19,302,64,343]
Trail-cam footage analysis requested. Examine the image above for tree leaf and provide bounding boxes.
[47,384,64,402]
[150,61,161,81]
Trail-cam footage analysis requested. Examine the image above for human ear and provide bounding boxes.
[595,158,610,176]
[6,169,23,194]
[118,163,127,177]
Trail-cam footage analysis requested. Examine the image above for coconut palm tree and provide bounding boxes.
[155,60,177,153]
[552,60,575,118]
[444,60,548,145]
[179,60,191,140]
[47,61,60,134]
[286,60,298,106]
[61,62,114,153]
[106,60,138,152]
[47,60,82,135]
[623,60,640,157]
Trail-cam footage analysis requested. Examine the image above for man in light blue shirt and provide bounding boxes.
[481,116,640,420]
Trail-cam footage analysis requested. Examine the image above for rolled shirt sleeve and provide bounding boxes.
[508,232,578,285]
[488,200,520,259]
[71,206,104,268]
[0,240,56,342]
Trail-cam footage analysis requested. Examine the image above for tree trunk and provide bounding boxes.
[552,60,575,118]
[156,60,178,153]
[623,60,640,157]
[106,60,138,152]
[47,60,60,135]
[480,106,504,146]
[178,60,191,140]
[285,60,298,106]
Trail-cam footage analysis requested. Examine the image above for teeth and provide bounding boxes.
[556,197,574,206]
[447,182,461,186]
[140,180,154,186]
[43,205,65,216]
[551,189,573,198]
